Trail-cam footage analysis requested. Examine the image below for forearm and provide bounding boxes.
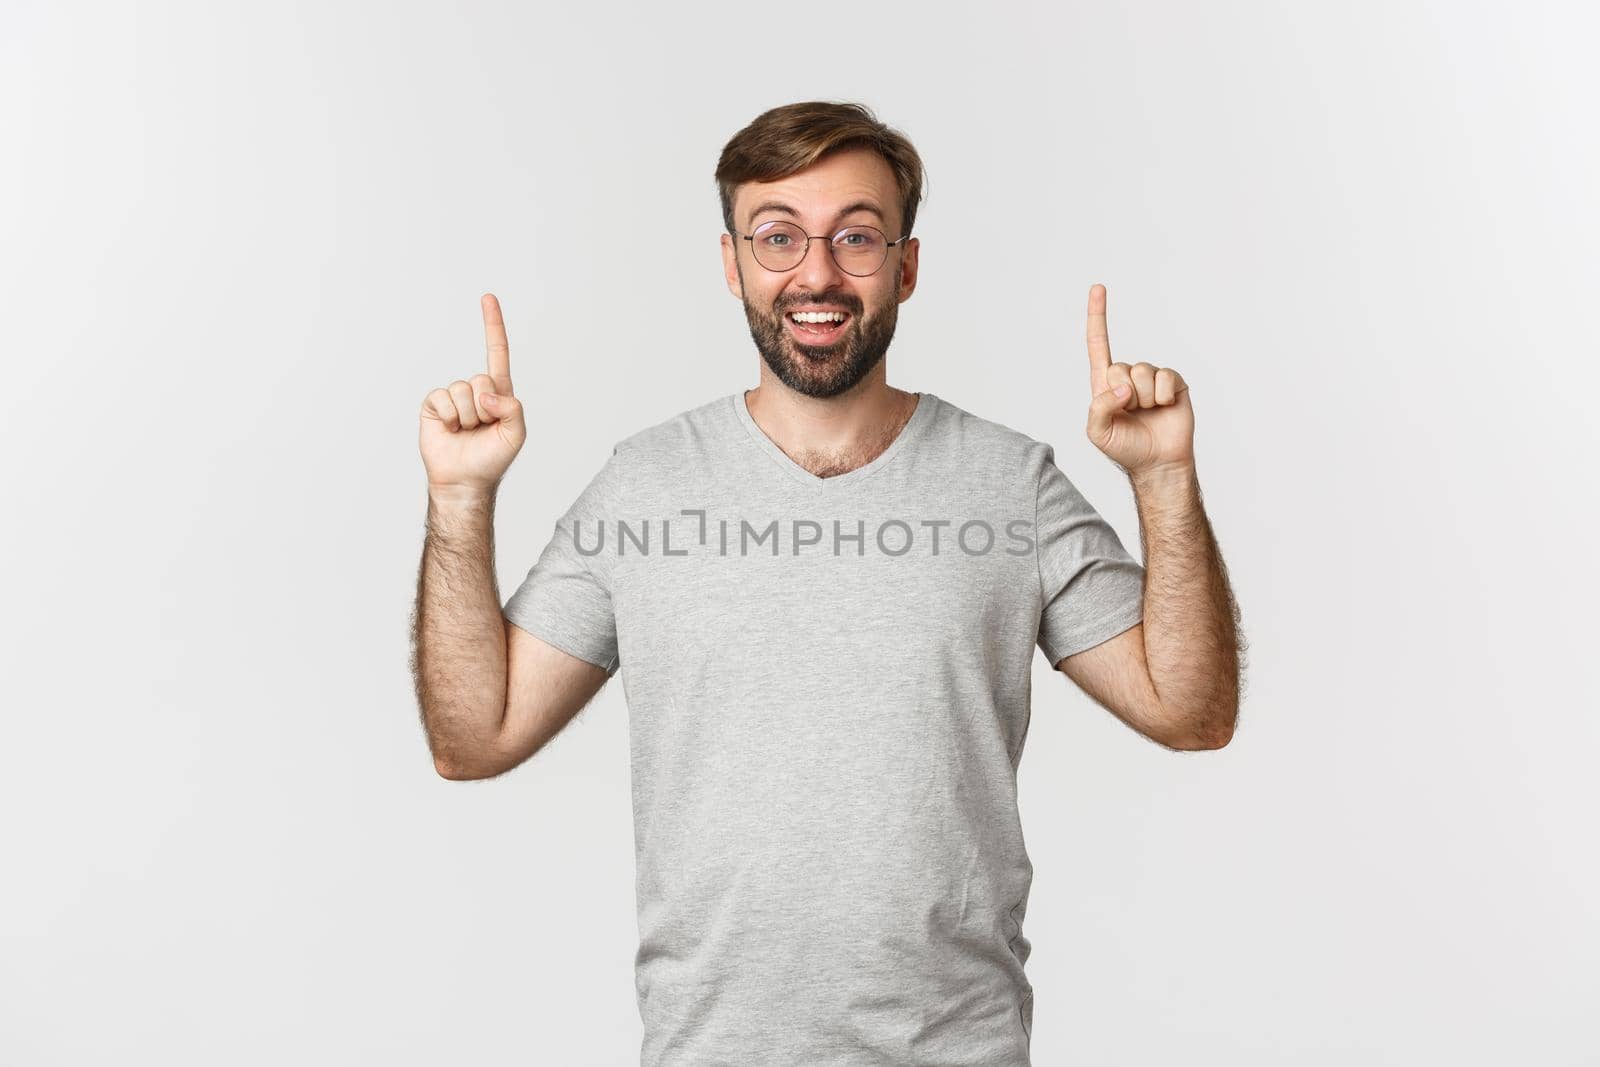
[1129,462,1244,748]
[411,488,510,772]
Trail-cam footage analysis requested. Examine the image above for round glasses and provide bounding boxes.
[739,221,910,277]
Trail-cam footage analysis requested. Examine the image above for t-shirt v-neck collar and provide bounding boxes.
[731,388,937,490]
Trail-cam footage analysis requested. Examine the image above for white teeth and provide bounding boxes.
[789,311,847,323]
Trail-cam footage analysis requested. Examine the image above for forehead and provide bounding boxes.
[737,147,899,227]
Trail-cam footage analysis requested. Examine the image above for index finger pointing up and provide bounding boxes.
[481,293,514,396]
[1086,283,1111,396]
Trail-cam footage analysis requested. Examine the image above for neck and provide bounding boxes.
[744,369,920,480]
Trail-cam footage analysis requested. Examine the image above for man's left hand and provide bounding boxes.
[1082,283,1196,476]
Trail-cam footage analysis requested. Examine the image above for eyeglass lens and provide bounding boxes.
[750,221,891,276]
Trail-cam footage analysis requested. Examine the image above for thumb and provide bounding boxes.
[1085,383,1130,444]
[480,391,523,425]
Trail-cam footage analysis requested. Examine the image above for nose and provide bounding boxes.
[792,235,848,292]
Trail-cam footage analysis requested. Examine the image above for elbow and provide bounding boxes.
[1163,705,1237,751]
[1170,727,1233,751]
[433,737,517,780]
[432,746,494,781]
[434,755,469,780]
[434,752,504,780]
[427,715,511,781]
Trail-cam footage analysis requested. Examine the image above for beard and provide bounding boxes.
[738,268,900,399]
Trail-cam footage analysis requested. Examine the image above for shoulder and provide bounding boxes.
[919,392,1060,487]
[598,393,739,495]
[615,393,730,455]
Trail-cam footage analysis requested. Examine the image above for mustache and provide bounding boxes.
[775,295,863,316]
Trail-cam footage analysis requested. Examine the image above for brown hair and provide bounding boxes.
[714,100,928,240]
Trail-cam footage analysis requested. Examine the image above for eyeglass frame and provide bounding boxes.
[734,220,912,277]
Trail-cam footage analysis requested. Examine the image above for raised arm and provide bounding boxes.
[410,295,610,781]
[1061,284,1244,749]
[414,489,611,779]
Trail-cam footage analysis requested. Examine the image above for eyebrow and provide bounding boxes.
[747,200,887,229]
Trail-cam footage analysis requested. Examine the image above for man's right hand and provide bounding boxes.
[419,293,527,498]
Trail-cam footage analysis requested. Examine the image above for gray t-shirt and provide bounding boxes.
[503,389,1145,1066]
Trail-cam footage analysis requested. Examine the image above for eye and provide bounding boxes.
[763,234,792,247]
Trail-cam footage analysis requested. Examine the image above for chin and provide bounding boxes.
[793,345,844,363]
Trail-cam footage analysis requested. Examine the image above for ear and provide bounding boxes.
[721,233,744,300]
[896,236,920,303]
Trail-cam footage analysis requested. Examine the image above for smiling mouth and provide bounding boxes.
[784,311,852,343]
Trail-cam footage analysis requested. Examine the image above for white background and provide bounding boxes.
[3,1,1596,1063]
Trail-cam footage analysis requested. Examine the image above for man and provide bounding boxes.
[412,100,1243,1066]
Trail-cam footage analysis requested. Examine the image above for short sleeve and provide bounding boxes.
[1033,443,1146,665]
[502,444,628,676]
